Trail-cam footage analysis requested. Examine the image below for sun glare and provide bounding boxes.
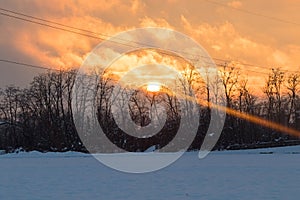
[146,83,161,92]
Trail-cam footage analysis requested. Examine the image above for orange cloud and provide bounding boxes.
[139,17,173,28]
[227,1,243,9]
[181,15,300,69]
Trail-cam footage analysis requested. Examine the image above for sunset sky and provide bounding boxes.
[0,0,300,94]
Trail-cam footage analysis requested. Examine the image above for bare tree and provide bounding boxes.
[237,78,256,114]
[286,73,300,124]
[220,63,240,108]
[263,68,285,122]
[0,86,21,149]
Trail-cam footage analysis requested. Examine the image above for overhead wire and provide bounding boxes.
[0,58,293,77]
[0,59,54,71]
[0,7,299,75]
[201,0,300,27]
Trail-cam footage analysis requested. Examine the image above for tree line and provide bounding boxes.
[0,65,300,153]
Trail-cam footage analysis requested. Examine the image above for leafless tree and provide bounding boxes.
[286,73,300,124]
[220,63,240,108]
[263,68,285,122]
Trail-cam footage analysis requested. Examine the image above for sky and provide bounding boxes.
[0,0,300,94]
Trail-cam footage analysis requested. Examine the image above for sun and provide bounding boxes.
[146,82,161,92]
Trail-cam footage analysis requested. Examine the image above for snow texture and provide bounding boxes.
[1,146,300,200]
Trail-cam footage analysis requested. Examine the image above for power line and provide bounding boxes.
[0,7,209,60]
[216,62,272,75]
[0,7,297,71]
[0,11,212,64]
[0,7,238,65]
[0,9,223,67]
[0,12,108,41]
[0,7,158,48]
[202,0,300,26]
[0,8,104,36]
[0,59,54,71]
[0,7,299,74]
[228,61,300,74]
[0,58,297,77]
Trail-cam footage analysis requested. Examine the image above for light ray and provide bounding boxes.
[164,88,300,138]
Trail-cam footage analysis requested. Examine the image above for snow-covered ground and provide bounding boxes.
[1,146,300,200]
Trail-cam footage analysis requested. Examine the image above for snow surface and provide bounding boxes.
[1,146,300,200]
